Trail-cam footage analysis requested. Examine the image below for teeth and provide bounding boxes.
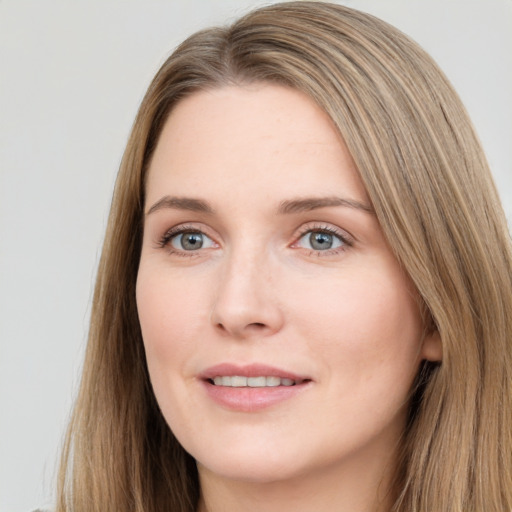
[211,376,297,387]
[248,376,266,387]
[231,376,247,387]
[266,376,281,387]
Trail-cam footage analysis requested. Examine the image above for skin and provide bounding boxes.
[136,84,441,512]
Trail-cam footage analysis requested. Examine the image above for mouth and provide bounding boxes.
[209,375,307,387]
[200,363,311,387]
[199,363,312,411]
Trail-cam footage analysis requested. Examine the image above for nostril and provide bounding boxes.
[214,321,268,338]
[245,322,270,333]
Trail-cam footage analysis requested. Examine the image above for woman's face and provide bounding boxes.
[137,84,440,484]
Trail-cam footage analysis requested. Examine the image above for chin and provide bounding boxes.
[197,455,303,484]
[187,433,307,483]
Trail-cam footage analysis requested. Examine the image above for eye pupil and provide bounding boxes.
[181,232,203,250]
[309,231,333,250]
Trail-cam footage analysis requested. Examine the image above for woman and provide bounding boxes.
[55,2,512,511]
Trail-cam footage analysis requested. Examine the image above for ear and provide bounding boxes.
[421,329,442,362]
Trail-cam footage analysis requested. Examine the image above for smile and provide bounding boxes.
[211,376,298,387]
[200,364,312,411]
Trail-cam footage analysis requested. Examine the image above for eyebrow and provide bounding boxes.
[146,194,374,217]
[146,196,215,216]
[277,196,374,214]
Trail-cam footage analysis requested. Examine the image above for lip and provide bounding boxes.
[200,363,310,382]
[199,363,312,412]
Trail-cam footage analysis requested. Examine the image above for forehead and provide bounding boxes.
[145,84,368,206]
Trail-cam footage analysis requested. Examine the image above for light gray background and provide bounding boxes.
[1,1,511,510]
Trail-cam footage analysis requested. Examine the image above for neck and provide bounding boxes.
[196,447,397,512]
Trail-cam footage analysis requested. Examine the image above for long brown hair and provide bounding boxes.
[57,3,512,511]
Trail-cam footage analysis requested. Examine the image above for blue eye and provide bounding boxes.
[170,231,215,251]
[297,230,345,251]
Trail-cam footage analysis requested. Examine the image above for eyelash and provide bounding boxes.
[292,223,353,257]
[157,223,353,257]
[157,224,214,257]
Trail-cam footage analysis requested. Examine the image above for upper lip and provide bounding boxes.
[199,363,311,383]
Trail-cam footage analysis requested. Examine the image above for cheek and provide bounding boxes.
[136,268,208,356]
[136,269,205,420]
[291,264,424,384]
[136,268,209,423]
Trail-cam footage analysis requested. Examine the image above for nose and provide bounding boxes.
[210,248,284,340]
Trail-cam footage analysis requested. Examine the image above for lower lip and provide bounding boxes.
[201,380,311,412]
